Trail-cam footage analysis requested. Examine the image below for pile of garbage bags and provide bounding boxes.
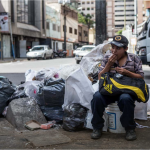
[1,41,149,132]
[2,42,120,131]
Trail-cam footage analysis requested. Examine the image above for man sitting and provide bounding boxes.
[91,35,144,141]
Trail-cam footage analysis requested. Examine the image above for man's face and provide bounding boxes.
[111,44,128,60]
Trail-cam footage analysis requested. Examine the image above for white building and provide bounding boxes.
[106,0,135,38]
[46,2,78,56]
[78,0,95,21]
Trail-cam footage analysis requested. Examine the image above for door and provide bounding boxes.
[20,40,26,58]
[3,35,11,58]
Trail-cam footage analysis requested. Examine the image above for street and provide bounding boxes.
[0,58,149,149]
[0,58,150,85]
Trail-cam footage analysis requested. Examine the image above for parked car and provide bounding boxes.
[26,45,53,60]
[73,47,82,57]
[136,18,150,66]
[75,45,95,64]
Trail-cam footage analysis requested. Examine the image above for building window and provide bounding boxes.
[87,8,90,10]
[79,32,82,36]
[84,31,88,37]
[91,8,94,10]
[74,29,77,35]
[87,1,90,4]
[82,8,85,11]
[91,1,94,4]
[69,27,72,33]
[17,0,28,23]
[46,22,49,29]
[53,24,56,31]
[78,2,81,5]
[17,0,34,25]
[82,2,85,4]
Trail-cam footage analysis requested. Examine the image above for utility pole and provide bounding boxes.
[124,0,126,30]
[96,0,107,45]
[58,0,70,51]
[134,0,137,36]
[9,15,15,60]
[64,5,66,51]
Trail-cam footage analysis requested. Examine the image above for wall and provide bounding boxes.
[60,14,78,43]
[9,0,46,39]
[46,5,61,39]
[122,28,136,54]
[89,28,95,44]
[78,0,95,21]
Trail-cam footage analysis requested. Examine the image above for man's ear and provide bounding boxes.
[125,47,128,51]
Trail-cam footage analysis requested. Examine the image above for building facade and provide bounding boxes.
[46,2,78,56]
[78,0,95,21]
[0,0,46,58]
[78,24,89,45]
[46,4,61,51]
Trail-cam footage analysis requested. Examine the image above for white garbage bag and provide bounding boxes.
[35,68,59,81]
[134,101,147,120]
[85,110,108,132]
[25,70,37,82]
[92,81,99,92]
[25,81,41,99]
[58,65,80,80]
[63,67,95,110]
[80,42,111,75]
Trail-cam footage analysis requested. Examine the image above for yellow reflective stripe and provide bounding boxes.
[101,77,104,79]
[110,78,146,102]
[145,84,148,95]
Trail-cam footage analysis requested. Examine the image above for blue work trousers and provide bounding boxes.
[91,91,136,130]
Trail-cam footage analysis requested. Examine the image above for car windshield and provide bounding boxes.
[32,47,44,51]
[81,47,94,51]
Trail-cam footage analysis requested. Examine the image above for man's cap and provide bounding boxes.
[110,35,129,47]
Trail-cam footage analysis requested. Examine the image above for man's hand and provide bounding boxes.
[98,73,101,80]
[115,67,128,75]
[107,54,117,66]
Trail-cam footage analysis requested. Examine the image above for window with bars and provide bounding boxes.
[74,29,77,35]
[69,27,72,33]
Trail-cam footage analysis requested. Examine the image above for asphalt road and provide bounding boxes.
[0,58,150,85]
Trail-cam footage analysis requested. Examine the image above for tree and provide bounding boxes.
[78,13,95,29]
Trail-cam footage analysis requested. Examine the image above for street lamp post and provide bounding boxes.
[58,0,70,51]
[64,5,67,51]
[124,0,126,30]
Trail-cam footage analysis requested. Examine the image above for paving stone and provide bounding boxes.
[6,97,47,130]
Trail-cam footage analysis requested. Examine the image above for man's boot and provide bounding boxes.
[91,129,102,139]
[125,129,137,141]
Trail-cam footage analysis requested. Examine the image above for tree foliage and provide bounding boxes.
[116,29,123,35]
[78,12,95,29]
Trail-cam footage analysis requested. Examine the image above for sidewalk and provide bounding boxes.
[0,117,150,149]
[0,58,26,63]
